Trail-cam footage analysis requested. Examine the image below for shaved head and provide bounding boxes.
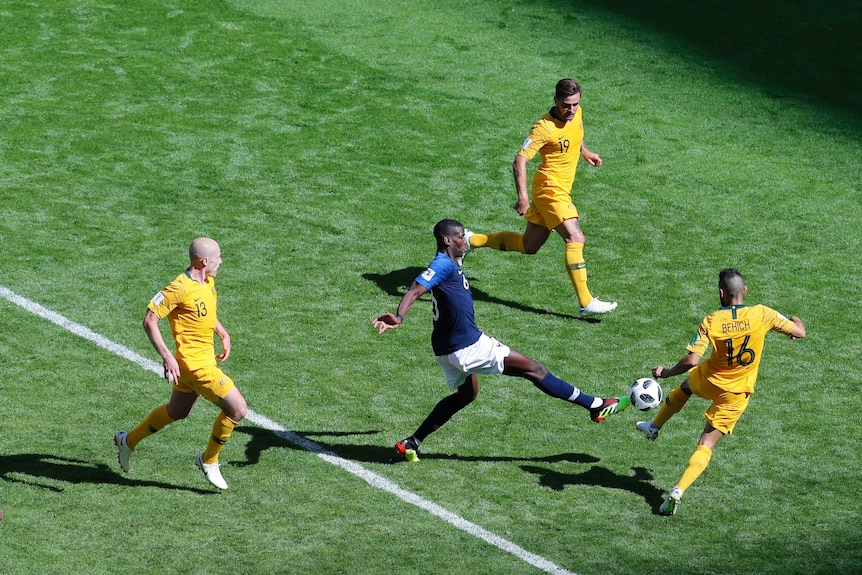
[719,268,746,297]
[189,237,220,264]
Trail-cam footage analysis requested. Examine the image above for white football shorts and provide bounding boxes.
[435,333,511,389]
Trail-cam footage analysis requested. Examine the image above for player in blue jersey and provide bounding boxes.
[374,219,628,462]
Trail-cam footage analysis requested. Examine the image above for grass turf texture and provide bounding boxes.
[1,0,860,574]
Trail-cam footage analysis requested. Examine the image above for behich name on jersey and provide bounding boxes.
[721,320,751,333]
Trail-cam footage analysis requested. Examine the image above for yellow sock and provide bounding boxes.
[652,386,690,428]
[470,231,525,253]
[677,445,713,494]
[202,411,239,464]
[565,242,592,307]
[127,404,175,449]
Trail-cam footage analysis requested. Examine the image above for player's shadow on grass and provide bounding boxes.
[235,426,601,467]
[233,427,389,466]
[363,268,586,321]
[234,426,413,465]
[520,464,666,513]
[406,451,602,465]
[0,453,213,494]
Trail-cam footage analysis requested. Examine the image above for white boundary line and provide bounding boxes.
[0,285,576,575]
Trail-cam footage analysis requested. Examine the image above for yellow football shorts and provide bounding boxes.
[174,363,235,403]
[524,191,579,230]
[688,369,751,435]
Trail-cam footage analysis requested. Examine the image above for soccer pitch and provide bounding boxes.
[1,1,860,574]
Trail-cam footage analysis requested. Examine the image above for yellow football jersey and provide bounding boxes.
[687,304,795,393]
[148,271,218,370]
[518,106,585,198]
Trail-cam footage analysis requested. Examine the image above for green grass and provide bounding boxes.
[1,1,860,574]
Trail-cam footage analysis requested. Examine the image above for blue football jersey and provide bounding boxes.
[415,253,482,355]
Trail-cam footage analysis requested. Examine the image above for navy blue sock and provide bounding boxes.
[536,372,596,408]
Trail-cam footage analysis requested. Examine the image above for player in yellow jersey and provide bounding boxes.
[463,78,617,317]
[638,268,805,515]
[114,238,248,490]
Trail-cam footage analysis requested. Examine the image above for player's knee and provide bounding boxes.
[224,396,248,422]
[680,379,693,396]
[456,380,478,404]
[530,360,549,381]
[166,407,191,421]
[230,402,248,422]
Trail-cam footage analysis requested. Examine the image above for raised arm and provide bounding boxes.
[373,281,429,333]
[652,351,701,380]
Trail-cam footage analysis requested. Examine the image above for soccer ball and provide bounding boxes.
[630,377,663,411]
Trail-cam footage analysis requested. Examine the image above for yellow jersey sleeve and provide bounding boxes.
[147,272,219,369]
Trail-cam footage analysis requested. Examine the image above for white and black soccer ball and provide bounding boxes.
[630,377,663,411]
